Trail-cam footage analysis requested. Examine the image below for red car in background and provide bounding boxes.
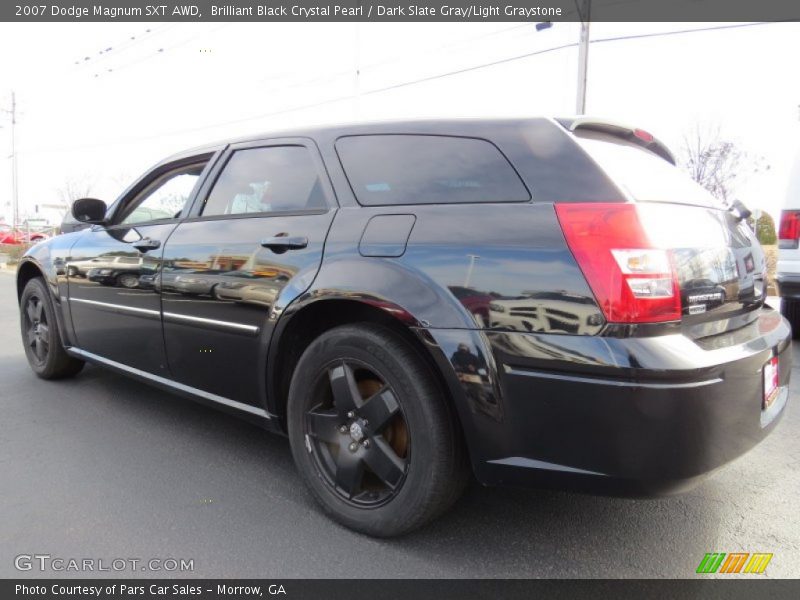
[0,224,49,245]
[448,285,493,327]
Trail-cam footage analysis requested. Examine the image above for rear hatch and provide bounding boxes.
[558,123,767,335]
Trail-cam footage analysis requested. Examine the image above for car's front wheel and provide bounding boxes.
[20,277,84,379]
[287,323,468,537]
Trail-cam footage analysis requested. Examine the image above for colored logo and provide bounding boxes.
[696,552,773,574]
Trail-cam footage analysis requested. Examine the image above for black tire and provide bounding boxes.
[20,277,85,379]
[287,323,468,537]
[780,298,800,339]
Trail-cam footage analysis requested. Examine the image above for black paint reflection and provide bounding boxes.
[156,249,296,310]
[487,291,604,334]
[451,342,496,413]
[398,203,607,335]
[160,212,334,406]
[66,223,178,374]
[426,329,502,421]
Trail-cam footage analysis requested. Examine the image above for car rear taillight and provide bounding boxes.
[554,203,681,323]
[779,210,800,249]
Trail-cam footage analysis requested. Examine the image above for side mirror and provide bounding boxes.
[72,198,108,224]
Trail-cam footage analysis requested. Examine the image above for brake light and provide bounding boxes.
[779,210,800,249]
[554,203,681,323]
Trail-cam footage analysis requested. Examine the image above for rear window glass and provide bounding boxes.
[336,135,531,206]
[574,133,724,208]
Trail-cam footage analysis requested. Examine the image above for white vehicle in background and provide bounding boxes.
[776,149,800,333]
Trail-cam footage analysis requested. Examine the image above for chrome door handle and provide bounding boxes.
[260,236,308,253]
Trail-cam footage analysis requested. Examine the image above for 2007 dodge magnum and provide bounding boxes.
[18,118,791,536]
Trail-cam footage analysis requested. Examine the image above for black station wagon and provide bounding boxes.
[18,118,791,536]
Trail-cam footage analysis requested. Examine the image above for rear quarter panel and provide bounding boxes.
[276,121,612,475]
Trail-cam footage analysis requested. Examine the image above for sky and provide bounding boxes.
[0,20,798,225]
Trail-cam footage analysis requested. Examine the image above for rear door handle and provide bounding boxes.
[133,238,161,252]
[260,236,308,253]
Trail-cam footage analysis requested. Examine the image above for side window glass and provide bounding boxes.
[336,134,530,206]
[201,146,324,217]
[119,164,205,226]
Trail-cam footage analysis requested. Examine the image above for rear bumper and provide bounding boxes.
[430,306,792,494]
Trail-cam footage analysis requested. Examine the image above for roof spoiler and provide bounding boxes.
[556,117,676,165]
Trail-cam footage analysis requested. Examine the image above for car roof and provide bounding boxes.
[162,117,554,162]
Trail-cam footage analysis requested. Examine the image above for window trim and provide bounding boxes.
[186,137,338,221]
[105,152,217,229]
[334,133,532,207]
[114,162,207,227]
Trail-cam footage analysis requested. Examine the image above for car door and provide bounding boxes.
[160,138,337,407]
[66,154,215,374]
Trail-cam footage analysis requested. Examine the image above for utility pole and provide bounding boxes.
[464,254,480,288]
[11,92,18,229]
[2,92,19,228]
[576,0,591,114]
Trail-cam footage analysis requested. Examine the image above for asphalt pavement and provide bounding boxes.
[1,270,798,578]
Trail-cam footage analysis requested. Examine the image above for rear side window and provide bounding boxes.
[336,135,531,206]
[573,133,724,208]
[202,145,326,216]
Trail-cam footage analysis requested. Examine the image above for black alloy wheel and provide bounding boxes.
[287,323,468,537]
[20,277,85,379]
[23,294,49,366]
[304,359,410,507]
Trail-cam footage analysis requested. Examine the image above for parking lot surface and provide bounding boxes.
[1,272,798,577]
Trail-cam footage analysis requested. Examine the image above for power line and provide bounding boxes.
[363,41,579,96]
[73,25,176,69]
[256,23,536,95]
[361,21,779,97]
[590,20,782,45]
[86,24,230,78]
[25,21,784,154]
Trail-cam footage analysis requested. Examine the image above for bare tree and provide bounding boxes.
[57,175,95,205]
[681,124,767,204]
[109,170,134,196]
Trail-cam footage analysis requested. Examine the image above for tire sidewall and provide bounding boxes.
[20,278,61,376]
[287,324,450,536]
[780,298,800,338]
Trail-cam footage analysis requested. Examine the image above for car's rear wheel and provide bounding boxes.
[20,277,84,379]
[287,323,468,537]
[780,298,800,338]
